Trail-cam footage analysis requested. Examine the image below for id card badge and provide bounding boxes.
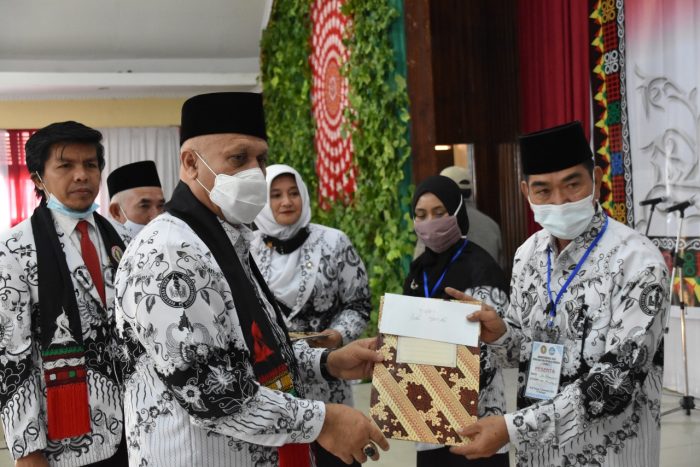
[524,341,564,400]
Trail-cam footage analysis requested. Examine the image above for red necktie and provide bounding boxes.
[76,220,106,305]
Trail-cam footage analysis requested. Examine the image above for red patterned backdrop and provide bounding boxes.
[310,0,356,209]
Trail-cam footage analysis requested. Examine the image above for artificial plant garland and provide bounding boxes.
[261,0,414,333]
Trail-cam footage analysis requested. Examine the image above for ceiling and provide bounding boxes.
[0,0,272,99]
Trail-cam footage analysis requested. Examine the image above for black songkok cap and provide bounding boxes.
[107,160,161,198]
[180,92,267,145]
[519,121,593,175]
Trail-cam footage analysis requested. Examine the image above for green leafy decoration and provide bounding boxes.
[261,0,414,335]
[260,0,317,193]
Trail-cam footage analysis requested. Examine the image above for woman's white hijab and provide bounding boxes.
[255,164,311,240]
[254,164,312,309]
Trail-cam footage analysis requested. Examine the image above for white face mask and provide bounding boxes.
[119,206,146,235]
[124,220,145,235]
[194,151,268,225]
[528,174,596,240]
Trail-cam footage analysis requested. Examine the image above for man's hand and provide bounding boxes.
[326,337,383,380]
[445,287,507,343]
[449,415,510,459]
[317,404,389,464]
[15,451,49,467]
[309,329,343,349]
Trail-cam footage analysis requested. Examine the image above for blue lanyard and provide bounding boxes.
[423,239,469,298]
[546,215,608,328]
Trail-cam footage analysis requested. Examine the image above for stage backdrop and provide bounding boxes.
[310,0,356,209]
[260,0,414,336]
[591,0,700,396]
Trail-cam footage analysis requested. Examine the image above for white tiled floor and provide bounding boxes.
[1,369,698,466]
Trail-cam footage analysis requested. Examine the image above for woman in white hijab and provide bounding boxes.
[251,164,371,467]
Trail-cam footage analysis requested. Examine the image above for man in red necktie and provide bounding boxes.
[0,122,131,467]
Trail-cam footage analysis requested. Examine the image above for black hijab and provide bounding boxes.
[404,175,506,298]
[411,175,469,235]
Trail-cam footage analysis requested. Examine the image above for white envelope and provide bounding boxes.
[379,293,480,347]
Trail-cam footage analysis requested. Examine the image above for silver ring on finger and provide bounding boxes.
[362,442,377,458]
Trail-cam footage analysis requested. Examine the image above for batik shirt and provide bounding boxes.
[0,212,131,466]
[115,213,327,467]
[251,224,371,405]
[490,208,669,466]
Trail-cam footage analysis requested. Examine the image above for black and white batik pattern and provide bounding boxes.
[466,286,509,421]
[0,215,129,466]
[115,214,327,467]
[489,210,669,467]
[416,284,511,454]
[252,224,370,405]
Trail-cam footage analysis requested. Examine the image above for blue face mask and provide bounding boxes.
[37,172,99,219]
[46,196,99,219]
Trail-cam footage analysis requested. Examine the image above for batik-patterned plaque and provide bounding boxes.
[369,333,480,445]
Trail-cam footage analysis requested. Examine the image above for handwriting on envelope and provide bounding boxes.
[409,306,448,323]
[379,293,480,347]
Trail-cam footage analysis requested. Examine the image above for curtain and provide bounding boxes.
[0,130,8,230]
[518,0,592,235]
[97,127,180,217]
[0,130,39,230]
[623,0,700,396]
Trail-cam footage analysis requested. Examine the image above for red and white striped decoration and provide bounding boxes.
[311,0,356,209]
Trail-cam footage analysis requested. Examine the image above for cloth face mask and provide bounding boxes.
[414,197,464,253]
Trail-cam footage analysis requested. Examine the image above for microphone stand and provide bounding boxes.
[661,204,697,417]
[644,203,658,237]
